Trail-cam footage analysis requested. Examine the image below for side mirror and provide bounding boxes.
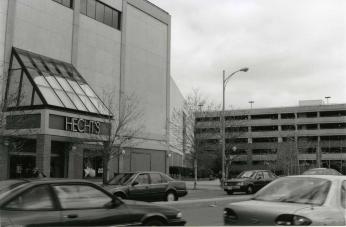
[132,181,139,187]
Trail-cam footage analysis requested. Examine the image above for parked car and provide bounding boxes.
[224,175,346,226]
[103,171,188,202]
[223,170,277,194]
[0,178,186,226]
[302,167,342,176]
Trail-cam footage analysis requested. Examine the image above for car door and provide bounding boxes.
[148,173,167,201]
[52,184,131,226]
[262,171,273,186]
[127,173,151,201]
[253,171,265,191]
[1,184,62,226]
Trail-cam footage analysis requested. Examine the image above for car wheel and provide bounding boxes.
[166,191,177,201]
[226,190,233,195]
[246,185,254,194]
[143,219,165,226]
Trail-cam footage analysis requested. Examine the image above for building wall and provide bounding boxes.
[169,77,185,163]
[77,10,121,100]
[123,2,169,140]
[13,0,73,62]
[196,103,346,175]
[0,0,183,180]
[0,0,9,99]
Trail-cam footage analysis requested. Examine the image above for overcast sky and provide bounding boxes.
[150,0,346,110]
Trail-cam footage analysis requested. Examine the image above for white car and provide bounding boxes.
[224,175,346,226]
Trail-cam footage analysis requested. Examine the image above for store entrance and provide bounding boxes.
[50,141,69,178]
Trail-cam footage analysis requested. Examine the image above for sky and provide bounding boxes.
[150,0,346,110]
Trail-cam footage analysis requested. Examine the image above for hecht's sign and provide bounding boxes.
[65,117,101,135]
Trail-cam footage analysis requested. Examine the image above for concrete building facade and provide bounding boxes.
[195,102,346,176]
[0,0,185,180]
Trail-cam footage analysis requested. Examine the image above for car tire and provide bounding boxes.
[226,190,233,195]
[143,218,165,226]
[114,192,126,199]
[166,191,177,201]
[246,185,254,194]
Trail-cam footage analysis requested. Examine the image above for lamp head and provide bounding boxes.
[239,67,249,72]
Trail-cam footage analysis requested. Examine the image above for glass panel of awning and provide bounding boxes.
[6,48,112,117]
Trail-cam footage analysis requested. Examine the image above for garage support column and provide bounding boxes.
[36,135,51,177]
[68,145,83,179]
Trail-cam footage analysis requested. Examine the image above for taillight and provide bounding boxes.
[275,214,312,225]
[224,208,238,220]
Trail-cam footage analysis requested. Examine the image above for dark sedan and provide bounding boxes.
[223,170,277,194]
[103,171,187,202]
[0,178,186,226]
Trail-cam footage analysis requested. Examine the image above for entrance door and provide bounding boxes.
[51,141,69,178]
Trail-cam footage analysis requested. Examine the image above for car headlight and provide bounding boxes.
[176,212,183,219]
[237,182,245,186]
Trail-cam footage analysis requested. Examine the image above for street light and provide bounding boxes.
[325,96,331,104]
[221,67,249,183]
[248,101,254,109]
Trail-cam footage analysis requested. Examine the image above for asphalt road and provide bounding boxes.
[155,191,252,226]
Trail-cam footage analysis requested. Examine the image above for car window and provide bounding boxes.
[134,174,150,185]
[53,185,112,209]
[255,172,264,180]
[341,181,346,208]
[5,185,54,210]
[161,173,173,182]
[150,173,163,184]
[263,171,270,180]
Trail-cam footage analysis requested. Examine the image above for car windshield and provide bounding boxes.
[253,177,331,206]
[0,180,27,200]
[108,173,136,185]
[237,171,256,179]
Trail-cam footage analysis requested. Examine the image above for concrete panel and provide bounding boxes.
[0,0,8,86]
[68,145,83,179]
[36,134,51,176]
[124,4,168,139]
[131,152,150,171]
[150,149,166,172]
[77,15,121,103]
[13,0,73,62]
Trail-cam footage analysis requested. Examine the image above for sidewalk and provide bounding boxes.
[184,179,222,190]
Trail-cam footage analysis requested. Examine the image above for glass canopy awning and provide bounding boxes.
[5,48,111,117]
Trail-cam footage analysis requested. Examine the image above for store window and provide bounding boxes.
[9,139,37,179]
[83,149,103,178]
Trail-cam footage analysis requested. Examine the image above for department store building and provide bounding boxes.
[0,0,185,180]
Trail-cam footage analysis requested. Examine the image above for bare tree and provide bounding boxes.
[99,91,144,185]
[170,89,217,189]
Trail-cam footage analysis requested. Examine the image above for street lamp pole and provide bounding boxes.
[221,67,249,183]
